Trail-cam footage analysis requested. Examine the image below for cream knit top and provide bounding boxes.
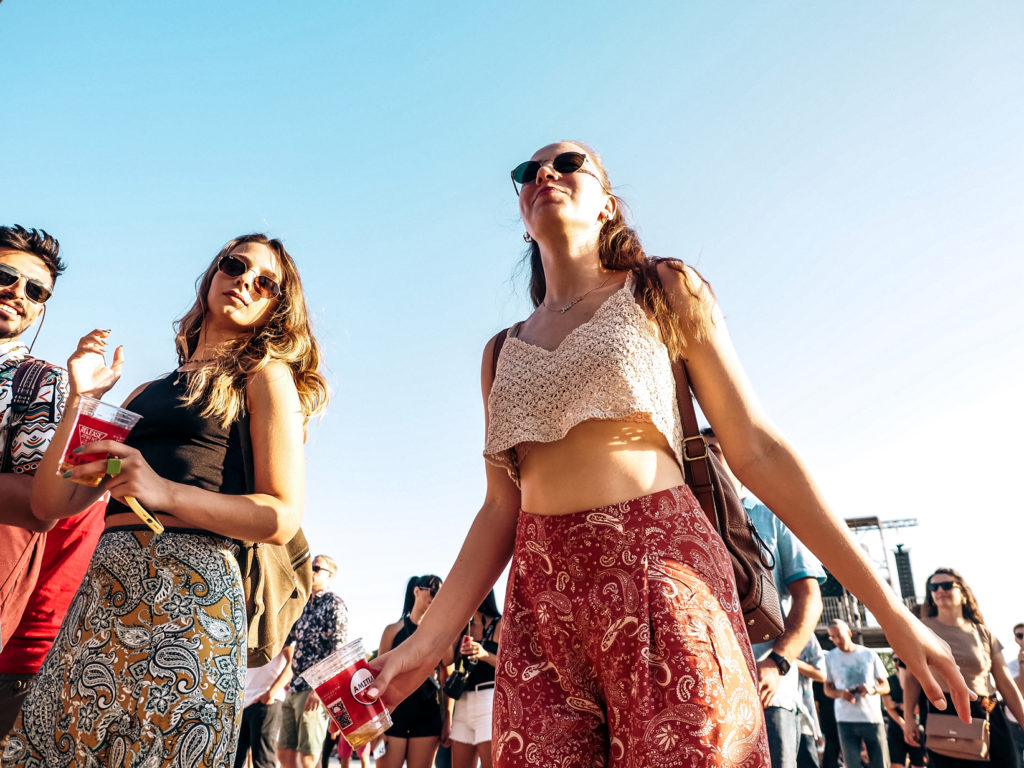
[483,273,684,486]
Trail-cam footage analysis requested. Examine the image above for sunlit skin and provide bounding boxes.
[0,249,52,341]
[366,141,976,733]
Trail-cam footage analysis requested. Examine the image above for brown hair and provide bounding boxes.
[522,141,714,358]
[0,225,65,282]
[920,567,986,626]
[174,233,329,428]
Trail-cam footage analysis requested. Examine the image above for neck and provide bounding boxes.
[188,324,236,362]
[409,604,427,624]
[533,224,608,302]
[934,606,965,626]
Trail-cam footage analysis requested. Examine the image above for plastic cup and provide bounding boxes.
[58,395,142,486]
[303,638,392,749]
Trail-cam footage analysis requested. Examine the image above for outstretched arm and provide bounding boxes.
[662,263,973,722]
[368,335,520,708]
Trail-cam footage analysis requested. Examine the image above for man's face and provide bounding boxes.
[1015,627,1024,649]
[828,624,850,647]
[311,557,334,592]
[0,250,53,342]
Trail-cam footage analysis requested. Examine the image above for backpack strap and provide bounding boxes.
[1,358,54,474]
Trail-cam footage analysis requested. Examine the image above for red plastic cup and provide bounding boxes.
[58,395,142,486]
[461,634,473,655]
[303,638,391,749]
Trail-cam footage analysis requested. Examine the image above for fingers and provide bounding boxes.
[75,440,136,458]
[111,345,126,375]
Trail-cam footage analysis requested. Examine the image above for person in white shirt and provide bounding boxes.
[824,619,890,768]
[235,649,292,768]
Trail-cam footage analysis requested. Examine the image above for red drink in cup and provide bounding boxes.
[58,395,142,486]
[303,638,391,748]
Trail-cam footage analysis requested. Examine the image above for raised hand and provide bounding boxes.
[68,329,124,398]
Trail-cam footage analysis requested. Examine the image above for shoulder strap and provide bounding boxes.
[2,358,55,474]
[489,328,510,380]
[482,616,498,642]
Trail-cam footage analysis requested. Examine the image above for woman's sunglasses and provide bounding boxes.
[0,263,53,304]
[510,151,599,196]
[927,580,957,593]
[217,255,281,300]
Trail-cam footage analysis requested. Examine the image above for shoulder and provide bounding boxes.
[247,361,300,411]
[654,260,714,306]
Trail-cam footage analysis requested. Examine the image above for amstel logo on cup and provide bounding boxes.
[350,668,377,706]
[79,425,107,444]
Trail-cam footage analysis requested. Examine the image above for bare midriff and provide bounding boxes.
[518,419,685,517]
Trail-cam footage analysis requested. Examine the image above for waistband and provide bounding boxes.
[518,483,696,522]
[472,682,494,692]
[104,524,220,536]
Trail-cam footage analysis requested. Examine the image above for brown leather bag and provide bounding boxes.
[488,265,784,642]
[925,712,990,761]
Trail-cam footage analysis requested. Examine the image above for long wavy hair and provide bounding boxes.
[920,567,986,626]
[522,141,714,358]
[173,233,329,428]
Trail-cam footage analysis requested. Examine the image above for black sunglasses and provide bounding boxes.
[417,581,439,597]
[312,565,334,575]
[927,580,957,593]
[0,263,53,304]
[510,151,599,196]
[217,255,281,300]
[1016,631,1024,640]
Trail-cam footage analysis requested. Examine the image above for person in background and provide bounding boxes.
[448,590,501,768]
[903,569,1024,767]
[881,655,924,768]
[235,648,292,768]
[704,426,826,768]
[795,635,827,768]
[824,619,890,768]
[1009,622,1024,760]
[6,233,327,768]
[368,140,971,768]
[278,554,349,768]
[377,575,447,768]
[0,225,69,673]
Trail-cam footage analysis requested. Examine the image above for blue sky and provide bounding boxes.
[4,2,1022,651]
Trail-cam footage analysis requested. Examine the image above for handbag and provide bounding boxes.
[234,414,313,667]
[925,712,990,761]
[443,623,473,700]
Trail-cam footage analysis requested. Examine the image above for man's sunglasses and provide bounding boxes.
[510,151,599,196]
[312,565,334,575]
[218,255,281,300]
[927,580,957,593]
[0,263,53,304]
[1016,631,1024,640]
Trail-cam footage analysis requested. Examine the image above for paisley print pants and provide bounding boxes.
[2,527,246,768]
[493,485,769,768]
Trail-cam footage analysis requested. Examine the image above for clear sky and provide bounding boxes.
[4,2,1023,655]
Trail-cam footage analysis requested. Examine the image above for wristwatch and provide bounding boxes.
[767,651,791,676]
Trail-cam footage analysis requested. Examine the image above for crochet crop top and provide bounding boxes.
[483,273,684,486]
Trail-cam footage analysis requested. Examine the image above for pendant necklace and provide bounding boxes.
[543,273,615,314]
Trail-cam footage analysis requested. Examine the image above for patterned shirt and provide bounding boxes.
[286,590,348,691]
[0,341,69,474]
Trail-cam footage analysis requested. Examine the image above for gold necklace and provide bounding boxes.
[542,273,615,313]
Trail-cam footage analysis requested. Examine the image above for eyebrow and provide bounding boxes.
[232,253,282,282]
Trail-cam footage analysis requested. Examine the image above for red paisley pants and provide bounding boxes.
[493,485,769,768]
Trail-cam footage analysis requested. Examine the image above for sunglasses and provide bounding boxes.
[1016,631,1024,640]
[927,580,957,593]
[0,263,53,304]
[510,151,600,196]
[311,565,334,575]
[217,255,281,300]
[417,582,439,597]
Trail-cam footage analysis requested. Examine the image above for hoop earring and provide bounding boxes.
[523,233,533,243]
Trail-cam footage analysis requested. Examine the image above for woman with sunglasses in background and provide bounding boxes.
[902,568,1024,767]
[448,590,501,768]
[376,575,448,768]
[4,234,328,768]
[368,141,971,767]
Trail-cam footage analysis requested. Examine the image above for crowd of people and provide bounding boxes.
[0,138,1018,768]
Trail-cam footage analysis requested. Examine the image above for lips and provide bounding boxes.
[224,290,248,307]
[0,300,23,319]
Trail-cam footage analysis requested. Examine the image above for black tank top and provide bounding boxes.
[394,615,441,702]
[464,617,498,688]
[106,373,249,518]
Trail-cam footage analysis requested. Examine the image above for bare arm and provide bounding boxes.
[992,652,1024,725]
[796,659,826,684]
[901,672,924,747]
[662,264,972,721]
[0,474,53,530]
[39,361,306,544]
[368,336,520,707]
